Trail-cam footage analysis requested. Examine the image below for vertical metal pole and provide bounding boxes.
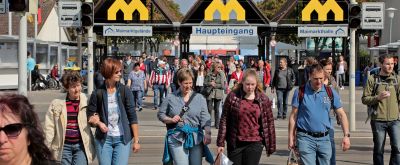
[390,17,393,43]
[349,0,357,132]
[77,29,82,68]
[18,13,28,96]
[8,12,12,36]
[87,0,94,95]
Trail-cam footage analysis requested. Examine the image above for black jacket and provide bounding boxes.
[271,67,296,90]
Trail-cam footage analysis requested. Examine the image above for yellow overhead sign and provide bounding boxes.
[108,0,149,21]
[205,0,245,21]
[302,0,343,21]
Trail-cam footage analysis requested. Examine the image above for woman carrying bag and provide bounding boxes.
[158,68,213,165]
[217,69,276,165]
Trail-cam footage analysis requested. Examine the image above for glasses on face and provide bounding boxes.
[0,123,26,138]
[114,70,122,74]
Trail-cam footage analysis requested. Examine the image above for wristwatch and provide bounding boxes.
[344,133,350,137]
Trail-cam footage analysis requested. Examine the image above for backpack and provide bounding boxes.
[365,72,399,123]
[298,85,339,125]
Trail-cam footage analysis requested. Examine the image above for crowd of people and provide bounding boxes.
[2,53,399,165]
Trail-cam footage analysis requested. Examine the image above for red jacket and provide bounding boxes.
[217,89,276,155]
[264,66,271,85]
[231,71,243,83]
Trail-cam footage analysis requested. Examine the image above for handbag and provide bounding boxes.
[287,149,301,165]
[201,87,213,97]
[214,152,233,165]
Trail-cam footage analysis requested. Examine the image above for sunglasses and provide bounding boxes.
[0,123,26,138]
[114,70,122,74]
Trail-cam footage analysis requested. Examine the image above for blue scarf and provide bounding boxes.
[162,124,214,164]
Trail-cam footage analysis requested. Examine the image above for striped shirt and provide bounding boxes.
[150,68,170,86]
[65,98,81,143]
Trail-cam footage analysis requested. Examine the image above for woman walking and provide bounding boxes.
[204,63,225,129]
[158,68,213,165]
[87,58,141,165]
[127,62,147,111]
[44,71,96,165]
[217,69,276,165]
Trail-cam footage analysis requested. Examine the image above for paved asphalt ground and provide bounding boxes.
[6,87,393,164]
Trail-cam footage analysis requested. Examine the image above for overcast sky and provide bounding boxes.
[174,0,263,14]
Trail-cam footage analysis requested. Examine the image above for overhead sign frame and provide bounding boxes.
[298,26,348,37]
[103,26,153,36]
[0,0,6,14]
[58,1,81,27]
[361,2,385,30]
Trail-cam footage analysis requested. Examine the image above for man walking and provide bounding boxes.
[271,58,295,119]
[289,64,351,165]
[362,54,400,165]
[123,54,134,84]
[149,60,170,110]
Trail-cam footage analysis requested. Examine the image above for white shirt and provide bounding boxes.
[196,74,204,87]
[107,92,123,136]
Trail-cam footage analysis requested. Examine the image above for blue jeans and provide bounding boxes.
[370,120,400,165]
[95,136,132,165]
[329,127,336,165]
[297,131,332,165]
[61,142,87,165]
[168,136,203,165]
[153,84,165,108]
[132,90,143,108]
[276,89,290,118]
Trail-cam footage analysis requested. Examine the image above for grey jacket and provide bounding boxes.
[204,71,226,100]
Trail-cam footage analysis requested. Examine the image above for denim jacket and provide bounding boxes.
[87,82,138,144]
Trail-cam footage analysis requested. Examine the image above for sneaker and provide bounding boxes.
[138,107,143,112]
[275,117,282,120]
[153,107,158,110]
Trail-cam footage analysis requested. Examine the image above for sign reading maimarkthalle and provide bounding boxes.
[298,26,348,37]
[192,26,257,36]
[103,26,152,36]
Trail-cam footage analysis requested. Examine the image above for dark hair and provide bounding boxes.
[101,58,122,79]
[134,62,140,68]
[61,71,82,89]
[379,54,394,64]
[309,64,325,75]
[0,93,54,163]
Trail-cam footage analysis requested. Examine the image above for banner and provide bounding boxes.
[298,26,348,37]
[103,26,152,36]
[192,26,257,36]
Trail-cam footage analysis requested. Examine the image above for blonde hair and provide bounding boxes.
[177,68,194,83]
[233,69,264,93]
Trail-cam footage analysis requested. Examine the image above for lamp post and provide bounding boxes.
[386,8,397,43]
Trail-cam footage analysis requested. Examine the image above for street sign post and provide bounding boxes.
[58,1,81,27]
[0,0,6,14]
[103,26,153,36]
[361,2,385,29]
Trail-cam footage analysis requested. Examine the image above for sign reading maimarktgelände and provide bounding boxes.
[361,2,384,30]
[298,26,348,37]
[192,26,257,36]
[103,26,152,36]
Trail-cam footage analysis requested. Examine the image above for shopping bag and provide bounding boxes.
[287,149,300,165]
[214,152,233,165]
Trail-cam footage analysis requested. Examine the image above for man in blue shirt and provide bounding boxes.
[289,64,351,165]
[27,51,36,72]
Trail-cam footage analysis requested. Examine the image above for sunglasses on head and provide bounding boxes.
[0,123,26,138]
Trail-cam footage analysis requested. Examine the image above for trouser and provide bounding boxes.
[61,142,88,165]
[276,89,290,118]
[227,141,263,165]
[167,136,203,165]
[94,136,132,165]
[370,120,400,165]
[132,90,143,108]
[297,131,332,165]
[338,73,345,87]
[207,98,221,128]
[153,84,165,108]
[195,86,204,93]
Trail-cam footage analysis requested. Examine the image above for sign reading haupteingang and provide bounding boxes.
[103,26,152,36]
[192,26,257,36]
[301,0,348,23]
[298,26,348,37]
